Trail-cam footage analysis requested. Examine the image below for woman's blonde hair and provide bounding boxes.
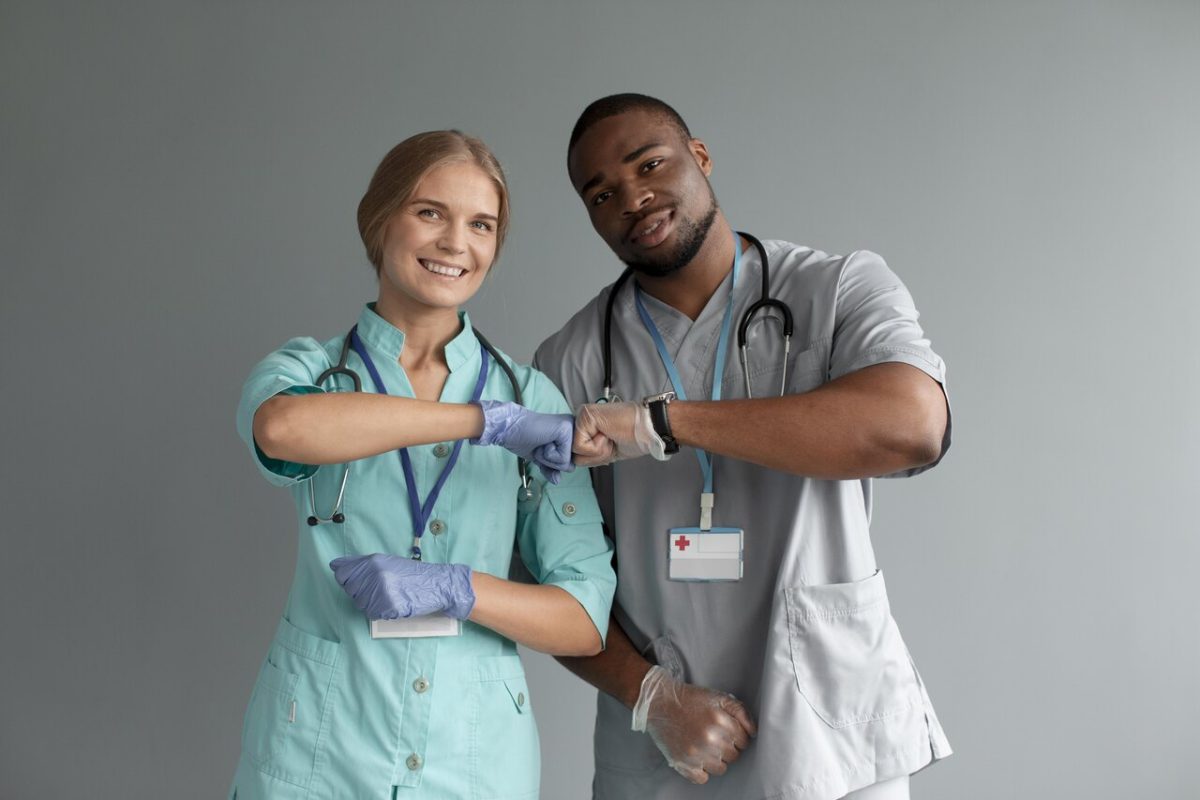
[357,130,510,274]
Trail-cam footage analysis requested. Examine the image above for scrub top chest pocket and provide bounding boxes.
[724,335,828,400]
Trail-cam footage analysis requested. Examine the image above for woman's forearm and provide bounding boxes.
[468,573,603,657]
[254,392,484,464]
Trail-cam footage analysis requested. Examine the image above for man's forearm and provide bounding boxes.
[667,362,947,479]
[556,616,652,709]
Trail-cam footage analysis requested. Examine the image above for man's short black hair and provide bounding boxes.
[568,93,693,154]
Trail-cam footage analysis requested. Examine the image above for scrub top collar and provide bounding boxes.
[625,253,748,343]
[355,303,480,373]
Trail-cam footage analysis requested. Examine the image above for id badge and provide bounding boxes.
[370,613,462,639]
[667,527,743,582]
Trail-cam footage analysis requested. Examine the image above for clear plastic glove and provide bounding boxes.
[631,665,757,784]
[573,402,667,466]
[472,400,575,484]
[329,554,475,620]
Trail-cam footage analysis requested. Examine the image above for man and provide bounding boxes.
[534,94,952,800]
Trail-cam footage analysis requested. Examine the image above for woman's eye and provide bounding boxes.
[470,220,493,232]
[417,208,440,219]
[591,191,612,207]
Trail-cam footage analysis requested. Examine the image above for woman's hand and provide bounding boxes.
[330,554,475,620]
[472,400,574,483]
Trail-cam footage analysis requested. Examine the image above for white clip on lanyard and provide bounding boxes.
[633,232,742,531]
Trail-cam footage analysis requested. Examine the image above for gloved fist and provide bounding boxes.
[329,554,475,620]
[632,665,757,784]
[472,400,575,484]
[573,402,667,467]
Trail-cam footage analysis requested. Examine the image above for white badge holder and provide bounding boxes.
[370,614,461,639]
[667,492,743,582]
[667,527,744,581]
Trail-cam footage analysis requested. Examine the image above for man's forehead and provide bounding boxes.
[569,110,682,186]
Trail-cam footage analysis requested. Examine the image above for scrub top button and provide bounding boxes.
[406,753,423,771]
[517,692,525,707]
[432,443,450,458]
[429,519,446,535]
[413,677,430,694]
[562,502,577,517]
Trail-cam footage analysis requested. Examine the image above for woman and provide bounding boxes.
[230,131,615,799]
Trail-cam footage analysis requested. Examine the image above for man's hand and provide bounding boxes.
[632,665,757,784]
[572,402,667,466]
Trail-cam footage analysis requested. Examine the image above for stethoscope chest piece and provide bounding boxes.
[517,478,542,512]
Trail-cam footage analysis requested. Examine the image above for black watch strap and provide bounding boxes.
[646,397,680,455]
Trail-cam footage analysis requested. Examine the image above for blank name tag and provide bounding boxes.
[667,527,743,582]
[370,613,462,639]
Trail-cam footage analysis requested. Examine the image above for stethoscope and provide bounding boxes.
[598,231,794,403]
[306,326,531,526]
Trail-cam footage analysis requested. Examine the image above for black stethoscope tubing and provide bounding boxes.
[306,326,528,526]
[599,231,794,402]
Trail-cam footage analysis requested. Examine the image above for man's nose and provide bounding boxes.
[619,182,654,216]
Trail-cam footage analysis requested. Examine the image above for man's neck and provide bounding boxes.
[633,215,741,321]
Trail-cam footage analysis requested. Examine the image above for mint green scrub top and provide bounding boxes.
[229,306,615,800]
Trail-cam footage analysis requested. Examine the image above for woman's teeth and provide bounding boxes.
[421,260,465,278]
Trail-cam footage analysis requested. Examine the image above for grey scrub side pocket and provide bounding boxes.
[784,570,920,729]
[241,617,340,790]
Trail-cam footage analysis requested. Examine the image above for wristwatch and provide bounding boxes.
[642,391,680,455]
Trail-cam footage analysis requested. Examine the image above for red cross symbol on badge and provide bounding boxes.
[674,534,691,551]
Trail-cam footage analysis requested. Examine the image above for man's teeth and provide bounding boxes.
[421,260,465,277]
[637,219,663,238]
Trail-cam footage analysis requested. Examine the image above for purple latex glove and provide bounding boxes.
[329,554,475,620]
[472,400,575,484]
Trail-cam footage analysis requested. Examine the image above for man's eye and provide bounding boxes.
[591,191,612,207]
[642,159,663,172]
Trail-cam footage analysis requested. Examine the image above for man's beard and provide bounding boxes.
[620,199,719,279]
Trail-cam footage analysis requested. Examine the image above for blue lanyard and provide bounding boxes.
[349,325,490,560]
[633,233,742,528]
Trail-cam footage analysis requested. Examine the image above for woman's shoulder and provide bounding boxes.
[247,333,342,383]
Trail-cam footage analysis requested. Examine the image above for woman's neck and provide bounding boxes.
[374,293,461,372]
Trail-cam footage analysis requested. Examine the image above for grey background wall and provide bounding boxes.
[2,1,1197,798]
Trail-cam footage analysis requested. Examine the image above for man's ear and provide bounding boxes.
[688,138,713,177]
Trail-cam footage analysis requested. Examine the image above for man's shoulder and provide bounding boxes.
[534,284,611,364]
[761,238,845,273]
[760,238,892,298]
[534,282,618,406]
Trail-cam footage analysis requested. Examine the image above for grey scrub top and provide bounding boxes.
[534,239,953,800]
